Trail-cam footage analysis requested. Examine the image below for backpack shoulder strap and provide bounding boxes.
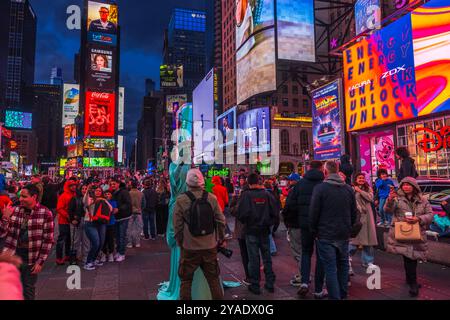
[185,191,196,203]
[202,191,209,201]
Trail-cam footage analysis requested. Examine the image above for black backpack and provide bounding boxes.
[183,191,216,237]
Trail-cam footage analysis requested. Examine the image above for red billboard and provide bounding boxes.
[85,91,116,137]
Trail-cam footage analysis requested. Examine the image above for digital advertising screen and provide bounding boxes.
[83,157,114,168]
[64,124,78,146]
[237,107,271,155]
[354,0,381,35]
[86,46,116,90]
[5,111,32,129]
[67,143,83,158]
[217,107,237,148]
[312,80,344,161]
[118,87,124,131]
[175,103,193,144]
[344,0,450,132]
[85,91,116,138]
[277,0,315,62]
[84,138,116,151]
[236,0,276,104]
[160,65,184,88]
[166,94,188,114]
[117,135,124,164]
[87,1,118,46]
[193,69,215,162]
[62,84,80,128]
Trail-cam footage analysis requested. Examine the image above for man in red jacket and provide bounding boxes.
[55,180,77,265]
[211,176,228,213]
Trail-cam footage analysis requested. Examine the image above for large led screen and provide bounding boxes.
[277,0,315,62]
[344,0,450,132]
[166,94,188,114]
[312,80,344,161]
[64,124,78,146]
[87,1,118,46]
[217,107,237,148]
[160,65,184,88]
[86,46,116,90]
[236,0,276,104]
[118,87,124,131]
[85,91,116,138]
[237,107,271,155]
[5,111,32,129]
[355,0,381,35]
[62,84,80,128]
[193,69,215,162]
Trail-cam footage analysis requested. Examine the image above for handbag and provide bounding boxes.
[394,221,422,242]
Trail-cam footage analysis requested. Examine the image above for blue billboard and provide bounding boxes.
[237,107,271,155]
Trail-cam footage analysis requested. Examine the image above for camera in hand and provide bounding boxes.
[218,246,233,259]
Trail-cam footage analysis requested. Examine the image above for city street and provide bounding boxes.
[35,220,450,300]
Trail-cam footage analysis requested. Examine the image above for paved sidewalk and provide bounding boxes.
[36,225,450,300]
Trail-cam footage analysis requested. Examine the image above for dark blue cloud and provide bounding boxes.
[30,0,206,156]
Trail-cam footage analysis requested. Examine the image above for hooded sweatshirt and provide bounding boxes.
[211,176,229,212]
[309,173,357,240]
[0,262,23,300]
[56,181,77,225]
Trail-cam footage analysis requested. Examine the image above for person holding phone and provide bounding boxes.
[384,177,434,297]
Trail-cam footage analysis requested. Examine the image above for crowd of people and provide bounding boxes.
[0,146,449,300]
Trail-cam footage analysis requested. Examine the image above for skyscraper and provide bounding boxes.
[0,0,37,110]
[163,8,207,97]
[50,67,63,85]
[221,0,237,111]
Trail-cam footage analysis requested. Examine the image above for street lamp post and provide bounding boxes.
[134,138,138,174]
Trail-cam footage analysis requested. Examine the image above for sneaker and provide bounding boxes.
[150,236,156,241]
[115,254,125,262]
[290,278,302,287]
[366,263,378,271]
[349,266,354,276]
[377,222,384,226]
[143,237,150,241]
[264,284,274,293]
[108,254,115,263]
[242,278,251,286]
[56,258,66,266]
[225,233,233,240]
[135,243,141,248]
[297,284,309,297]
[100,254,107,263]
[94,260,104,267]
[271,251,277,256]
[248,286,261,295]
[84,263,96,271]
[409,283,420,297]
[127,243,133,248]
[313,290,328,300]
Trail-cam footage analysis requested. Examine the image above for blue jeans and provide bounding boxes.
[378,198,387,224]
[142,210,156,239]
[349,244,375,265]
[84,222,106,264]
[300,228,325,293]
[316,239,350,300]
[269,226,277,254]
[115,219,129,255]
[245,233,276,290]
[430,224,450,237]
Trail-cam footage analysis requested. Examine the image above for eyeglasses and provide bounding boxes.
[99,10,109,14]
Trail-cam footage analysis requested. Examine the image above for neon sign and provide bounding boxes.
[414,126,450,153]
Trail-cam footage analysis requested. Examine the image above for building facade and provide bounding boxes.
[221,0,237,111]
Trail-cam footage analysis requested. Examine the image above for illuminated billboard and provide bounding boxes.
[193,69,216,162]
[312,80,344,161]
[86,46,116,90]
[160,65,184,88]
[85,91,116,138]
[87,1,118,46]
[217,107,237,148]
[344,0,450,132]
[237,107,271,155]
[62,84,80,128]
[354,0,381,35]
[166,94,188,114]
[83,157,115,168]
[67,143,83,158]
[236,0,276,104]
[5,111,32,129]
[118,87,124,131]
[175,103,193,144]
[64,124,78,146]
[277,0,315,62]
[84,138,115,151]
[117,135,124,164]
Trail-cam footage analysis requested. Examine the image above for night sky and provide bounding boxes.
[31,0,205,157]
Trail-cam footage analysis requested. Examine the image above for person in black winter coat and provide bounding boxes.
[142,180,159,240]
[286,160,326,296]
[396,147,418,182]
[41,176,61,215]
[110,179,132,260]
[339,155,354,185]
[309,161,357,300]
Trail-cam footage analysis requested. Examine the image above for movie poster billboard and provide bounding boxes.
[355,0,381,35]
[312,80,344,161]
[62,84,80,128]
[236,0,276,104]
[87,1,118,46]
[277,0,315,62]
[160,65,184,88]
[344,0,450,132]
[217,107,237,148]
[166,94,188,114]
[118,87,124,131]
[64,124,78,146]
[86,46,115,90]
[85,91,116,138]
[237,107,271,155]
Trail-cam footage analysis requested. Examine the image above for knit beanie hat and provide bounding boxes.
[186,169,205,188]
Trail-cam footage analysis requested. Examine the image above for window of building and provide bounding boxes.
[293,143,299,156]
[300,131,309,151]
[302,86,308,95]
[272,96,278,106]
[282,98,289,107]
[292,85,298,95]
[293,98,299,108]
[282,85,288,94]
[281,130,290,155]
